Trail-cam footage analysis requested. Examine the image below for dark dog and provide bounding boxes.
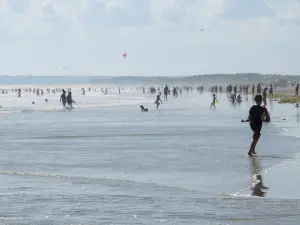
[140,105,148,112]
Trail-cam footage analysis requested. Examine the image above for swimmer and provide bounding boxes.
[140,105,148,112]
[45,98,48,103]
[247,95,266,157]
[32,101,35,104]
[154,95,163,109]
[210,94,218,108]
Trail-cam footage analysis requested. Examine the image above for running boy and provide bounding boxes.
[248,95,266,156]
[154,95,163,109]
[210,94,218,108]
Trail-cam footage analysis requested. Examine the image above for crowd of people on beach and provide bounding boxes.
[0,82,281,112]
[0,86,123,109]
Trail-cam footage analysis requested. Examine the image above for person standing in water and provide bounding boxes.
[269,85,273,97]
[60,89,67,107]
[262,87,267,106]
[163,85,169,100]
[154,95,163,109]
[210,94,218,108]
[67,92,76,108]
[247,95,266,157]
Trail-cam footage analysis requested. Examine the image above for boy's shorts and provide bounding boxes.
[250,123,262,140]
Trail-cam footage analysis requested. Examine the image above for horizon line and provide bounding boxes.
[0,73,297,77]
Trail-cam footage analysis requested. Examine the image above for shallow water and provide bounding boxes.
[1,89,300,224]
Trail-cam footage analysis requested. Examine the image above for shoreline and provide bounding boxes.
[1,84,299,103]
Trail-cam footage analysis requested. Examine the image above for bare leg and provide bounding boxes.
[248,137,259,156]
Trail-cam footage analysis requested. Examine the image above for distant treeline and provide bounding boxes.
[91,73,300,85]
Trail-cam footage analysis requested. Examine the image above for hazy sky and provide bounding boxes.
[0,0,299,76]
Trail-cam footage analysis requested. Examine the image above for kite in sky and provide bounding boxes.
[122,52,127,59]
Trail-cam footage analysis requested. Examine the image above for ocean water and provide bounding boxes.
[1,86,300,225]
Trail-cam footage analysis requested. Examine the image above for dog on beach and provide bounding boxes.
[140,105,148,112]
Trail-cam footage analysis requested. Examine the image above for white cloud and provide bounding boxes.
[0,0,10,13]
[147,0,227,26]
[279,1,300,20]
[264,0,300,20]
[99,0,131,11]
[0,0,298,34]
[186,0,227,24]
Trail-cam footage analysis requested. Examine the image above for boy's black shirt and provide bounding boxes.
[249,105,265,126]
